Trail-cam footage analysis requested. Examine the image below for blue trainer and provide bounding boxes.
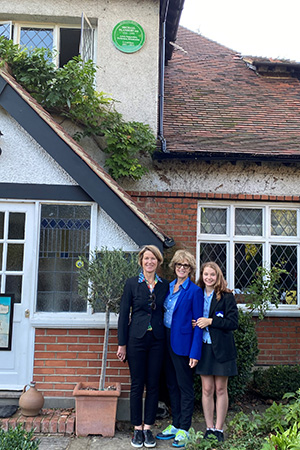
[156,424,178,440]
[172,429,189,448]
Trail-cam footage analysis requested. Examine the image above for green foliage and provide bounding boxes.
[0,424,40,449]
[245,264,288,320]
[252,365,300,400]
[77,247,139,314]
[188,389,300,450]
[194,310,258,406]
[0,37,155,180]
[228,309,259,401]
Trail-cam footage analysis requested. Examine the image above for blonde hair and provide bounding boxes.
[169,249,196,278]
[138,245,163,267]
[198,261,232,300]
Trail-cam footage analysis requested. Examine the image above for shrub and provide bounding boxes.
[251,365,300,400]
[0,425,40,449]
[194,310,259,406]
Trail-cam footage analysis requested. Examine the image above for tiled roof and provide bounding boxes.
[162,27,300,160]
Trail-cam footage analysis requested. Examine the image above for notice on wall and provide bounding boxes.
[112,20,145,53]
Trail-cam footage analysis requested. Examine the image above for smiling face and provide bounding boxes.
[175,259,191,283]
[202,266,217,290]
[142,250,158,276]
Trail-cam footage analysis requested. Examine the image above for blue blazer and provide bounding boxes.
[170,279,204,360]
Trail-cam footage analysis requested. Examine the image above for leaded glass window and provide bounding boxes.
[197,203,300,307]
[200,208,227,234]
[37,204,91,312]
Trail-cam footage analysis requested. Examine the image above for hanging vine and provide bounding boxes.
[0,37,156,180]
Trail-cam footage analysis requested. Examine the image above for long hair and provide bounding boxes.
[197,261,232,300]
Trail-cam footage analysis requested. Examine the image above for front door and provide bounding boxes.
[0,203,36,389]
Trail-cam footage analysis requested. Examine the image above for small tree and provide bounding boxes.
[77,247,139,390]
[244,264,288,320]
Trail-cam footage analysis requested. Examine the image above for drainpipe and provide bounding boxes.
[158,0,170,153]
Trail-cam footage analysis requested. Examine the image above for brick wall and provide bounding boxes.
[255,317,300,365]
[33,329,130,399]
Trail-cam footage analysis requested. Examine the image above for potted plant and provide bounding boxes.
[73,247,139,437]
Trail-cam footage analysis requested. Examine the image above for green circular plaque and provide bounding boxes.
[112,20,145,53]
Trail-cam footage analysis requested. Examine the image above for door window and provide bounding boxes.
[37,204,91,312]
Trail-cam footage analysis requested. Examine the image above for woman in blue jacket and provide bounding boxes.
[157,250,204,448]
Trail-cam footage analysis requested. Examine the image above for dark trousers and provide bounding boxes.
[127,331,164,426]
[165,327,194,431]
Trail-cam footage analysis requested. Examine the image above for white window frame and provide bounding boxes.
[197,201,300,317]
[6,19,96,67]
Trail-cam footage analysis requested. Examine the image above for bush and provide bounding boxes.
[194,310,259,406]
[228,310,259,402]
[251,365,300,400]
[0,425,40,449]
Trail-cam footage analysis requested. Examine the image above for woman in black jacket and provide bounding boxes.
[117,245,169,449]
[195,262,238,443]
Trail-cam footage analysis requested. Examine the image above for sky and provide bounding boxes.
[180,0,300,63]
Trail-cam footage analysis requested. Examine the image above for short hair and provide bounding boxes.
[138,245,163,267]
[169,249,196,278]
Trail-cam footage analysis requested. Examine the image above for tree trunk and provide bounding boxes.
[99,305,110,391]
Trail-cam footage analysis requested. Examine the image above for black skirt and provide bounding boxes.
[195,343,238,377]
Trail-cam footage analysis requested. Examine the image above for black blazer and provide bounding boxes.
[118,275,169,346]
[208,292,238,363]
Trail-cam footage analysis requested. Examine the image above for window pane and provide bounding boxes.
[199,243,227,276]
[271,245,297,305]
[20,28,53,50]
[37,204,91,312]
[59,28,80,67]
[0,23,11,39]
[7,244,24,271]
[6,275,22,303]
[235,243,263,300]
[235,208,262,236]
[8,213,25,239]
[271,210,297,236]
[201,208,226,234]
[0,243,2,270]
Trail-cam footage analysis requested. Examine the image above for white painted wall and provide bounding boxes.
[0,0,160,131]
[120,159,300,197]
[0,107,76,185]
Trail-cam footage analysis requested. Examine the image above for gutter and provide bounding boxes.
[158,0,169,153]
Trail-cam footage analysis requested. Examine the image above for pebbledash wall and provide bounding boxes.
[0,0,160,131]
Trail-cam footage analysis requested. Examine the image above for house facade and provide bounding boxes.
[0,1,299,421]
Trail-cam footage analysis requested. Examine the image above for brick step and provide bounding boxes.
[0,408,75,436]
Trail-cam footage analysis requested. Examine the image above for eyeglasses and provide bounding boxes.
[175,263,190,270]
[149,293,156,310]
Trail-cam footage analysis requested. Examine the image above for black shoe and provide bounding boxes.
[214,430,224,442]
[204,429,216,440]
[131,429,144,448]
[143,429,156,448]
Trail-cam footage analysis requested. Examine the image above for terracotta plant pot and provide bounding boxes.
[73,381,121,437]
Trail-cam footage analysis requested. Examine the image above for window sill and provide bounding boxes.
[30,312,119,329]
[238,305,300,317]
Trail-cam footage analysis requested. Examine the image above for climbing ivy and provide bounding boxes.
[0,37,156,180]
